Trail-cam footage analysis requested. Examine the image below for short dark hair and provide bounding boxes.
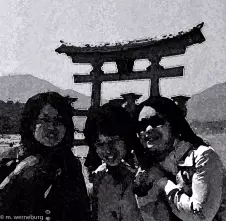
[84,103,145,169]
[20,92,75,156]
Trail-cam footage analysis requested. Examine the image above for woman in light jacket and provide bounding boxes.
[135,96,226,221]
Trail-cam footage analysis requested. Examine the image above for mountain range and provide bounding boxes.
[0,74,226,123]
[0,74,91,109]
[187,81,226,122]
[0,74,93,131]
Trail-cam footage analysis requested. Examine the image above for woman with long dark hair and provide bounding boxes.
[0,92,90,221]
[135,96,226,221]
[84,103,145,221]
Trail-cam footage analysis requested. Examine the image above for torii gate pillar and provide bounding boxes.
[90,60,103,107]
[55,23,205,124]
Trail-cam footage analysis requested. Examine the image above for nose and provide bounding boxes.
[47,122,55,130]
[106,149,111,154]
[105,145,111,154]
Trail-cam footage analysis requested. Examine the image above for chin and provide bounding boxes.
[146,147,164,157]
[145,143,158,151]
[106,161,119,167]
[43,140,60,147]
[105,158,121,167]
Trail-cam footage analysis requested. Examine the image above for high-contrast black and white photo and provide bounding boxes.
[0,1,226,220]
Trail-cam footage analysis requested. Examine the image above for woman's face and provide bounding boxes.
[95,134,126,166]
[138,106,175,154]
[33,104,66,147]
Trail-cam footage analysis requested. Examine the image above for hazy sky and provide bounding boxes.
[0,0,226,100]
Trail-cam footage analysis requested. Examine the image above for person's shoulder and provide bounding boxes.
[93,163,107,175]
[13,156,42,182]
[0,155,40,191]
[14,155,39,172]
[194,145,216,157]
[194,145,223,167]
[92,163,108,184]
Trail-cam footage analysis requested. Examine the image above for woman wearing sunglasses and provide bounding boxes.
[135,96,226,221]
[84,103,145,221]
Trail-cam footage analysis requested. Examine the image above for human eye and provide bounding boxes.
[55,116,64,121]
[95,141,104,148]
[53,117,64,124]
[36,118,46,124]
[37,114,50,121]
[112,136,121,142]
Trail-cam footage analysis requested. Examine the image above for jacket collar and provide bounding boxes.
[159,140,194,174]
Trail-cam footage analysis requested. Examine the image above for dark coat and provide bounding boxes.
[0,152,90,221]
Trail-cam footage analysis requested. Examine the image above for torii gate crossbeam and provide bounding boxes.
[55,22,205,146]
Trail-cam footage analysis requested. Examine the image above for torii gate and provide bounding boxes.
[55,23,205,146]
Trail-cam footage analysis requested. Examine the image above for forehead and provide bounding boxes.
[139,106,157,121]
[39,104,58,117]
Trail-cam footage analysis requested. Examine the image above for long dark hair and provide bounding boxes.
[20,92,75,158]
[84,103,145,170]
[139,96,208,148]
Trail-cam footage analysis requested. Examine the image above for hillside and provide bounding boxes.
[187,82,226,122]
[1,74,226,132]
[0,75,91,109]
[0,75,94,132]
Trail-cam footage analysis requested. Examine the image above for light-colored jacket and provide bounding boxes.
[137,141,226,221]
[91,163,143,221]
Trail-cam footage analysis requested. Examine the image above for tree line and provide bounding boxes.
[0,100,25,134]
[0,100,225,135]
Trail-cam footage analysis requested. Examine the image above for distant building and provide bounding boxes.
[171,95,191,117]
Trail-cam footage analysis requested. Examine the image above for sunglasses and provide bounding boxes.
[138,115,165,133]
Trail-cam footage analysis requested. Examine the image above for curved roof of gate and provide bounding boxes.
[55,23,204,55]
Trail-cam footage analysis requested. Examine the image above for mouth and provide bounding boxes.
[144,132,162,149]
[146,141,153,148]
[108,155,114,159]
[46,131,58,139]
[146,138,160,149]
[104,154,119,165]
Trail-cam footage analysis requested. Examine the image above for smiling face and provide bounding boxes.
[33,104,66,147]
[95,134,126,166]
[138,106,175,155]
